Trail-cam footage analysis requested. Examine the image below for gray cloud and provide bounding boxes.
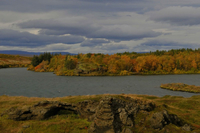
[0,0,153,14]
[1,0,200,15]
[18,19,162,41]
[88,26,161,41]
[101,44,128,50]
[140,40,197,49]
[2,1,200,53]
[148,6,200,26]
[0,29,84,47]
[80,39,110,47]
[18,19,101,36]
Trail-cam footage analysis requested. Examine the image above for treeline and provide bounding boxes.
[28,48,200,75]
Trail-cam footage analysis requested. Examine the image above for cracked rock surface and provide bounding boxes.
[2,96,191,133]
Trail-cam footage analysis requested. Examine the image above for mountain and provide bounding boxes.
[0,50,75,56]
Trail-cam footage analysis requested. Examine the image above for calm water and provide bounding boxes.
[0,68,200,98]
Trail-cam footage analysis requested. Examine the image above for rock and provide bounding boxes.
[139,102,155,111]
[4,96,156,133]
[6,101,77,121]
[119,108,133,127]
[121,128,133,133]
[149,110,171,130]
[88,96,152,133]
[169,114,184,126]
[22,125,30,128]
[150,110,190,131]
[76,100,99,121]
[3,96,192,133]
[88,96,116,133]
[181,124,192,131]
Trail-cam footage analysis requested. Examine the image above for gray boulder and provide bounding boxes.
[149,110,191,131]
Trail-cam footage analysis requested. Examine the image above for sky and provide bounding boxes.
[1,0,200,54]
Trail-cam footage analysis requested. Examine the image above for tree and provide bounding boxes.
[31,52,52,67]
[31,55,40,67]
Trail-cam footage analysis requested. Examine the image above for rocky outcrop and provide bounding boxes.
[149,110,191,131]
[4,101,76,121]
[76,100,99,121]
[2,96,191,133]
[87,96,143,133]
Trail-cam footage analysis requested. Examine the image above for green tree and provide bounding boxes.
[31,55,40,66]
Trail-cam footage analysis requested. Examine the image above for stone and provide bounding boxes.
[150,110,190,131]
[121,128,133,133]
[88,97,116,133]
[22,125,30,128]
[76,100,99,121]
[6,101,77,121]
[149,110,171,129]
[181,124,192,131]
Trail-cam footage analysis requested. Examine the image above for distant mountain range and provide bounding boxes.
[0,50,75,56]
[0,50,149,57]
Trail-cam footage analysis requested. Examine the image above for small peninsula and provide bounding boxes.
[161,83,200,93]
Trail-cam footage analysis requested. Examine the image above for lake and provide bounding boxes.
[0,68,200,98]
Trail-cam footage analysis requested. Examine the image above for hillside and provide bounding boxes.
[0,50,75,56]
[0,54,31,68]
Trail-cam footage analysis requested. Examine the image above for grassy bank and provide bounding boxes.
[0,54,31,68]
[161,83,200,93]
[0,94,200,132]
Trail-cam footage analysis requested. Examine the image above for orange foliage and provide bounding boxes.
[32,49,200,75]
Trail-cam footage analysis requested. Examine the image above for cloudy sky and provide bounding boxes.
[1,0,200,54]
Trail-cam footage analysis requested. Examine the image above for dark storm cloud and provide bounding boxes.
[80,39,110,47]
[18,19,162,41]
[148,6,200,26]
[0,0,71,12]
[1,0,200,14]
[0,29,84,47]
[0,0,154,14]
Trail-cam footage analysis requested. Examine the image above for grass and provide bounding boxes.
[160,83,200,93]
[0,94,200,132]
